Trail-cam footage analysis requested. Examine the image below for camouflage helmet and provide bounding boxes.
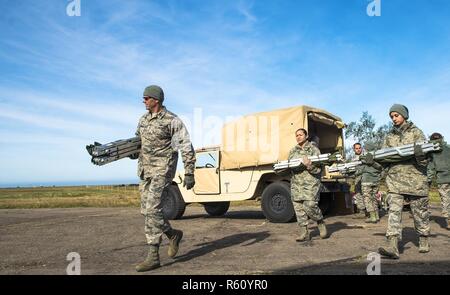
[143,85,164,104]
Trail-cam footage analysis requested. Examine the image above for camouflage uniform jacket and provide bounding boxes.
[288,141,322,201]
[136,107,196,180]
[427,141,450,184]
[382,121,428,196]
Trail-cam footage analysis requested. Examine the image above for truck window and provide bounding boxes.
[195,151,219,169]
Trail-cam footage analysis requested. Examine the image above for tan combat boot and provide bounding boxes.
[375,210,380,221]
[167,229,183,258]
[136,245,161,272]
[378,236,400,259]
[365,211,378,223]
[317,220,329,239]
[296,226,310,242]
[419,236,430,253]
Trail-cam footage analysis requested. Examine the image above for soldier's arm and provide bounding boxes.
[171,117,196,175]
[287,147,304,174]
[354,163,363,178]
[427,156,436,184]
[414,129,428,167]
[129,117,143,160]
[308,146,322,175]
[372,161,383,171]
[377,135,397,166]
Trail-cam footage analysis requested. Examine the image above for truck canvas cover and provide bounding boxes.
[220,105,344,170]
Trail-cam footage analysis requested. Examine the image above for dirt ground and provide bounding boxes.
[0,205,449,275]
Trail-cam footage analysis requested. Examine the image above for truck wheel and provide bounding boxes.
[204,202,230,216]
[261,182,295,223]
[162,185,186,220]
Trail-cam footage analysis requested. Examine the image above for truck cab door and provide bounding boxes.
[193,150,220,194]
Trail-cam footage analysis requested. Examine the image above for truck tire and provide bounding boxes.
[162,185,186,220]
[204,202,230,216]
[261,182,295,223]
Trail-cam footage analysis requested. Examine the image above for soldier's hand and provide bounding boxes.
[183,174,195,190]
[302,156,312,167]
[414,143,425,159]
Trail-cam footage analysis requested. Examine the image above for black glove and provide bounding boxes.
[361,153,374,166]
[128,153,139,160]
[275,168,290,176]
[183,174,195,190]
[414,144,425,159]
[291,163,305,173]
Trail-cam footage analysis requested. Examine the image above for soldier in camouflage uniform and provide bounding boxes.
[378,104,430,259]
[351,143,367,219]
[427,132,450,230]
[134,85,196,272]
[359,151,383,223]
[289,128,328,242]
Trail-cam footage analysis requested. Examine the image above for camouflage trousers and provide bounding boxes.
[354,182,365,211]
[437,183,450,218]
[292,193,324,226]
[361,183,379,213]
[386,193,430,240]
[139,176,172,245]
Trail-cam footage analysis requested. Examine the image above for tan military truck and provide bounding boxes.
[162,105,351,223]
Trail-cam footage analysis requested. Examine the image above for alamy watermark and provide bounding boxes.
[367,0,381,17]
[366,252,381,275]
[176,108,281,162]
[66,0,81,17]
[66,252,81,275]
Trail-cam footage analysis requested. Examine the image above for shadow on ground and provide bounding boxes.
[181,210,265,220]
[373,226,450,254]
[430,215,449,230]
[163,231,270,266]
[269,257,450,275]
[309,221,365,238]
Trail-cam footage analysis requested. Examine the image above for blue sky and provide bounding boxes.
[1,0,450,186]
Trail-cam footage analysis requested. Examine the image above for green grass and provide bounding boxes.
[0,186,140,209]
[0,184,441,209]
